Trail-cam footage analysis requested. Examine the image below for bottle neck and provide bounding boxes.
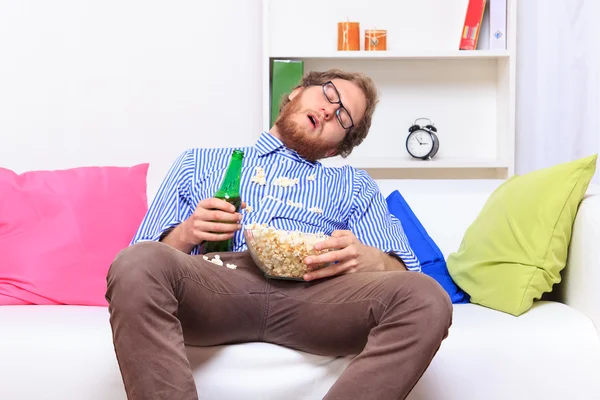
[215,155,243,198]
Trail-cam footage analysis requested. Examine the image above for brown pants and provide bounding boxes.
[105,241,452,400]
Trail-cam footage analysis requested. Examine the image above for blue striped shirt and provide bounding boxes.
[131,132,421,271]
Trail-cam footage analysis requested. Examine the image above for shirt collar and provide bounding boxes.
[254,131,320,167]
[254,131,285,156]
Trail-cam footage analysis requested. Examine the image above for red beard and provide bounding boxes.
[275,95,334,162]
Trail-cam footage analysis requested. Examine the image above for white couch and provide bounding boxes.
[2,179,600,400]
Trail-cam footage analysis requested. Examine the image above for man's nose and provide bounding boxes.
[320,104,338,121]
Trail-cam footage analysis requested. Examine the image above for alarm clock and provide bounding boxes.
[406,118,439,160]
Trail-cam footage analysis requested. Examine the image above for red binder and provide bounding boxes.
[459,0,487,50]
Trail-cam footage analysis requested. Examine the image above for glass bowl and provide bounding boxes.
[244,227,334,281]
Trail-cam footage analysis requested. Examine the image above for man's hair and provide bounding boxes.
[278,69,379,158]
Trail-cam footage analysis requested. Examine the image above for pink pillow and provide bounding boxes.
[0,164,149,307]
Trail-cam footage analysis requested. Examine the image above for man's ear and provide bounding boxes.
[289,87,304,101]
[326,149,338,158]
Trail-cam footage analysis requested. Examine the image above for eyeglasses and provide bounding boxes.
[322,81,354,131]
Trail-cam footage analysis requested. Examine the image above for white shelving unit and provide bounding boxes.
[268,50,511,60]
[262,0,517,179]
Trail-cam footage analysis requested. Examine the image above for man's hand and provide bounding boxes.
[162,199,245,253]
[303,230,406,281]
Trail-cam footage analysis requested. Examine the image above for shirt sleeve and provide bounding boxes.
[130,149,196,245]
[347,170,421,272]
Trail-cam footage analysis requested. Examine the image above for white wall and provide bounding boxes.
[515,0,600,184]
[0,1,263,197]
[3,1,597,196]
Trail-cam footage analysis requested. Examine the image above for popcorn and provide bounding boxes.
[308,206,323,214]
[245,205,254,213]
[250,167,267,186]
[287,199,303,209]
[203,254,237,269]
[245,226,333,279]
[265,195,282,203]
[307,174,316,181]
[204,254,224,266]
[273,176,300,188]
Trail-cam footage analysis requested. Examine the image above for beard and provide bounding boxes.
[274,95,335,162]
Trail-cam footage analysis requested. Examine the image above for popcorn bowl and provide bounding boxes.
[244,226,334,281]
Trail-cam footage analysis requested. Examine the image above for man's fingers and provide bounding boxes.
[305,248,344,266]
[304,262,350,281]
[197,231,235,243]
[198,198,237,212]
[195,220,242,234]
[314,236,350,252]
[198,209,242,224]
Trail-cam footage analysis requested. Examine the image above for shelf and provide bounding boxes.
[264,0,517,179]
[320,157,509,169]
[270,50,511,61]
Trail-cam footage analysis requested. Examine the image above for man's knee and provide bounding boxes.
[384,272,453,332]
[106,241,176,302]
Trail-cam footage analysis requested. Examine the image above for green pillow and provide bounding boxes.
[447,154,598,316]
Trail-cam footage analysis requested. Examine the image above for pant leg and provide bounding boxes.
[265,269,453,400]
[105,242,268,400]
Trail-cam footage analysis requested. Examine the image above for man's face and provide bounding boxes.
[274,78,367,162]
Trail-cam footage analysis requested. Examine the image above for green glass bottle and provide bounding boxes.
[205,149,244,253]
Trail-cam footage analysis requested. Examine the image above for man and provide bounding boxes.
[106,69,453,400]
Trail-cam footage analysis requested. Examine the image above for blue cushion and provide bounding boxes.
[386,190,470,304]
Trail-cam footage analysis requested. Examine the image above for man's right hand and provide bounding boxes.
[162,198,243,253]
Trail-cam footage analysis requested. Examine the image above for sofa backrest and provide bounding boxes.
[375,179,506,258]
[375,179,600,260]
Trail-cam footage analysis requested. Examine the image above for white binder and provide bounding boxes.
[489,0,507,50]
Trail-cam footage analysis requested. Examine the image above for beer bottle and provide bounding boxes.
[205,149,244,253]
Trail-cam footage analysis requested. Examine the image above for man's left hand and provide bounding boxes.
[303,230,386,281]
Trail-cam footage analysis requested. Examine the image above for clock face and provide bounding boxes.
[407,130,434,158]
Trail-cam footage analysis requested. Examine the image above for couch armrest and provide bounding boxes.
[560,185,600,334]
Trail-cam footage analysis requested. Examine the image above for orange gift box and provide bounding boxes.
[364,29,387,51]
[338,21,360,51]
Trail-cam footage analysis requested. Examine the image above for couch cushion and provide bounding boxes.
[0,305,127,400]
[0,164,149,306]
[386,189,469,304]
[1,302,599,400]
[446,155,597,316]
[409,301,600,400]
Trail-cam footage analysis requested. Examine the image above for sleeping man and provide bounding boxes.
[105,68,453,400]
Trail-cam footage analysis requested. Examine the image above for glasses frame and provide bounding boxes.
[321,81,355,131]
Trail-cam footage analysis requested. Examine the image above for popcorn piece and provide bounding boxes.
[265,195,282,203]
[308,206,324,214]
[250,167,267,186]
[273,176,300,188]
[286,199,303,209]
[307,174,316,181]
[245,205,254,213]
[205,254,224,266]
[203,254,236,269]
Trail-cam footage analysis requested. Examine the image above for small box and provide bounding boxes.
[364,29,387,51]
[338,21,360,51]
